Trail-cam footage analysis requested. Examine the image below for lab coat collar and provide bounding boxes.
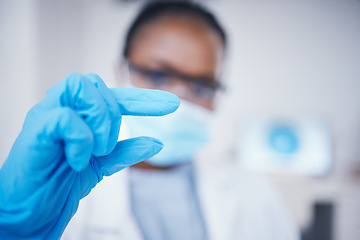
[194,156,240,240]
[77,156,239,240]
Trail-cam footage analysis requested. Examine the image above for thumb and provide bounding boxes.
[92,137,163,177]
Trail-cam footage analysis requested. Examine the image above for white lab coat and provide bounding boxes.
[62,154,300,240]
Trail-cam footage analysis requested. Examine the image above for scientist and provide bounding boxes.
[62,1,300,240]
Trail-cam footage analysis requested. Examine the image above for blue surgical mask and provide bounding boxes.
[124,100,211,166]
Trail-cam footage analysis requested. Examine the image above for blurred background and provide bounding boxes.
[1,0,359,239]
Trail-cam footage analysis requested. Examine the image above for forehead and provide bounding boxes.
[128,16,224,77]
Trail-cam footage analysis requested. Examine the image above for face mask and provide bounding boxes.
[124,100,212,166]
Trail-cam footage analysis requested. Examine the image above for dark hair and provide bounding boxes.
[122,0,227,58]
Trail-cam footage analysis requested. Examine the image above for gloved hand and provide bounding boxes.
[0,73,180,239]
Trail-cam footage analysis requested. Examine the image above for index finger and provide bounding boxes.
[110,88,180,116]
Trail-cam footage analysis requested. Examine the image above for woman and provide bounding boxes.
[63,1,299,240]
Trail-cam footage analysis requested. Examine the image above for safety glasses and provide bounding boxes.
[127,61,225,103]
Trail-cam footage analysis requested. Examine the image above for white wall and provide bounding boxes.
[0,1,37,162]
[206,1,360,239]
[208,0,360,177]
[1,0,360,239]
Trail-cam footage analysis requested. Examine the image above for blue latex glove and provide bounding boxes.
[0,73,180,239]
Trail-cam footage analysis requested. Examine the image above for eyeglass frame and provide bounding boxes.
[125,60,225,100]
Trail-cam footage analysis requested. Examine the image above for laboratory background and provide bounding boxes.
[1,0,360,239]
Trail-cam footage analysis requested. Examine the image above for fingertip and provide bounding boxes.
[147,89,180,115]
[145,137,164,154]
[167,93,181,114]
[93,137,164,176]
[85,73,102,84]
[122,136,164,161]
